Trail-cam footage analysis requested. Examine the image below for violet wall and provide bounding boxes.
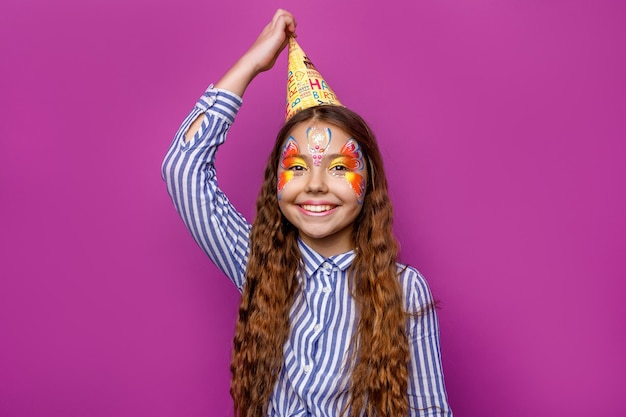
[1,0,624,416]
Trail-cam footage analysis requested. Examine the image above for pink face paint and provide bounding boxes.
[332,139,366,204]
[306,126,332,167]
[277,137,305,197]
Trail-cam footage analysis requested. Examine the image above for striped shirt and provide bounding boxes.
[162,86,452,417]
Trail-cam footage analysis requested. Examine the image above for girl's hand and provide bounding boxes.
[214,9,297,97]
[245,8,297,75]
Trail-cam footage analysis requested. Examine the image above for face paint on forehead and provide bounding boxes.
[306,125,332,167]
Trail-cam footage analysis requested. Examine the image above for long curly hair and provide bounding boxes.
[230,105,409,417]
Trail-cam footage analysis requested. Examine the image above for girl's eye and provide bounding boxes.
[288,164,307,175]
[282,155,308,175]
[329,164,349,176]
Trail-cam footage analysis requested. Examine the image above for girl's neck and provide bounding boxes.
[299,234,355,258]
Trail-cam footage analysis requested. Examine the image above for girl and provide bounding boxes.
[162,9,451,417]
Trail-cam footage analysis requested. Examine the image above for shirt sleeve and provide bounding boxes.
[161,86,250,292]
[402,267,453,417]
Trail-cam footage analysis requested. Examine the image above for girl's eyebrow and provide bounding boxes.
[285,153,309,161]
[327,153,355,160]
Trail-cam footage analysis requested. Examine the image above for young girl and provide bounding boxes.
[162,9,452,417]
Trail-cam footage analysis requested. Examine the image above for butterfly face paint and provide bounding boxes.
[328,138,367,204]
[306,125,332,166]
[277,137,307,198]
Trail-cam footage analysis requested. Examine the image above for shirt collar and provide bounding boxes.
[297,238,356,278]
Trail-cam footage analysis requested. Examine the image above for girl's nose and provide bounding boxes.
[304,168,328,194]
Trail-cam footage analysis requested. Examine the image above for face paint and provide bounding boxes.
[277,137,307,197]
[328,138,366,204]
[306,125,332,166]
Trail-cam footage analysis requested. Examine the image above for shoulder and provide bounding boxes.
[396,263,435,312]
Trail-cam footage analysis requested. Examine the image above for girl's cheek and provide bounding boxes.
[345,172,366,204]
[277,171,295,199]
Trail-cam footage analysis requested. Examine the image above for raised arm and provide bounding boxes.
[215,9,296,96]
[162,9,296,290]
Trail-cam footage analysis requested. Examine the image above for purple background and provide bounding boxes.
[1,0,625,416]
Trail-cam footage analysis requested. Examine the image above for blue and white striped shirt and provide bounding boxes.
[162,87,452,417]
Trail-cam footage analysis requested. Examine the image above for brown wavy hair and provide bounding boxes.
[230,105,409,416]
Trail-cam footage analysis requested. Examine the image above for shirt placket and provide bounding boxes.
[301,260,336,384]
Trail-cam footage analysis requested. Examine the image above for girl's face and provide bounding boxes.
[277,120,368,257]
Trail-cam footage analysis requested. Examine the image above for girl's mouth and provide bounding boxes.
[300,204,335,213]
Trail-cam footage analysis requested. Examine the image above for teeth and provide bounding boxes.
[301,204,334,212]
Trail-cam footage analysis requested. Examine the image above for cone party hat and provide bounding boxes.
[286,37,342,121]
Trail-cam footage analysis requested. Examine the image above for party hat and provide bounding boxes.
[286,37,342,121]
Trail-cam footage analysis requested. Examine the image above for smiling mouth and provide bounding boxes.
[300,204,336,213]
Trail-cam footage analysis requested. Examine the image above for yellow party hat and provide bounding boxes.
[286,37,342,121]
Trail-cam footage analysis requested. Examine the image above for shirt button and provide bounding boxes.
[322,287,331,293]
[314,324,322,331]
[304,364,312,373]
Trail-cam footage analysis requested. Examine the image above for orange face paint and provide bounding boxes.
[277,137,306,197]
[329,139,366,204]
